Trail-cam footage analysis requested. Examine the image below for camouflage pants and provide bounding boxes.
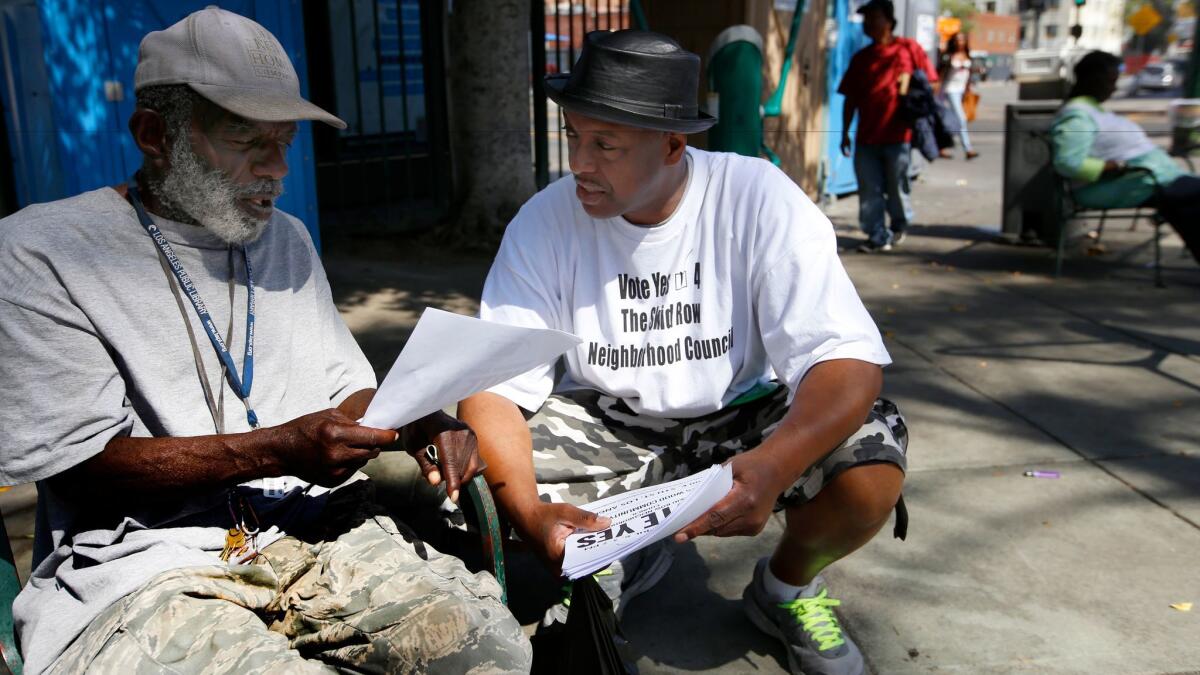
[531,386,908,509]
[47,485,531,675]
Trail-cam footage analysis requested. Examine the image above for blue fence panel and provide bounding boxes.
[823,0,868,198]
[37,0,126,200]
[0,1,66,206]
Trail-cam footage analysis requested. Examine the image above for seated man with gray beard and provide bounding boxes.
[0,8,530,674]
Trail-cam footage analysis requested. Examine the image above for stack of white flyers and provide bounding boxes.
[561,463,734,580]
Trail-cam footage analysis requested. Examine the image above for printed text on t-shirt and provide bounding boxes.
[586,261,732,371]
[616,262,702,300]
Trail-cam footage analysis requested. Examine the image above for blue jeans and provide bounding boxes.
[854,142,913,245]
[944,91,973,152]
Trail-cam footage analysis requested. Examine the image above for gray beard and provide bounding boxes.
[150,134,283,245]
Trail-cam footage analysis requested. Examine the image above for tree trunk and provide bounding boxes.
[442,0,535,248]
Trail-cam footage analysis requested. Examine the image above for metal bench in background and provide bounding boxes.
[1038,132,1168,287]
[0,510,21,674]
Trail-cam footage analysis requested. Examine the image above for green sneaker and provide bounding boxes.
[742,558,865,675]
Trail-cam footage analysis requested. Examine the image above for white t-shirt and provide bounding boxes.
[481,148,890,418]
[946,56,972,93]
[1065,101,1160,163]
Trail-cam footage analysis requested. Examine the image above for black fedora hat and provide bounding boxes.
[546,30,716,134]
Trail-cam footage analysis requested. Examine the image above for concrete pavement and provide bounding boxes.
[329,84,1200,673]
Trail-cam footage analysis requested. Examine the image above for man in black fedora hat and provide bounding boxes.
[460,29,907,675]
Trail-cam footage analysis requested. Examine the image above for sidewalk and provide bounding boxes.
[613,84,1199,673]
[319,185,1200,674]
[723,230,1200,675]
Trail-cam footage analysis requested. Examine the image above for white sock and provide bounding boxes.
[762,562,812,602]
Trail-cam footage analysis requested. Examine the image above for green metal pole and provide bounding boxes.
[763,0,808,118]
[1187,0,1200,98]
[759,0,808,165]
[630,0,649,30]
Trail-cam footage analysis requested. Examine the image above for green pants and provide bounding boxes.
[47,487,531,674]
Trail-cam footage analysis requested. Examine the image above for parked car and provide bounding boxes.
[1014,46,1089,100]
[967,50,990,83]
[1133,60,1187,95]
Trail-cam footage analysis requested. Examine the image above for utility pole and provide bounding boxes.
[1025,0,1045,48]
[1188,0,1200,97]
[1070,0,1084,43]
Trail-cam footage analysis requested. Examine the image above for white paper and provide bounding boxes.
[561,463,734,579]
[360,308,581,430]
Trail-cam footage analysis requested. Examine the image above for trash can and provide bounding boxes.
[1169,99,1200,164]
[705,25,764,158]
[1001,102,1062,242]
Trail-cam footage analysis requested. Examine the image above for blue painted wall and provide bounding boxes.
[0,0,322,247]
[823,0,869,198]
[0,2,66,207]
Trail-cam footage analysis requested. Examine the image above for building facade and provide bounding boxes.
[1017,0,1126,53]
[975,0,1021,15]
[971,12,1022,54]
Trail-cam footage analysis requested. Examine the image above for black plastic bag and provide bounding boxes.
[530,575,630,675]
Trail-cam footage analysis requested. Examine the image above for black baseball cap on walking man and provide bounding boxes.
[545,29,716,134]
[857,0,898,27]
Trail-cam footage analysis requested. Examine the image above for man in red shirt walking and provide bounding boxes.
[838,0,938,252]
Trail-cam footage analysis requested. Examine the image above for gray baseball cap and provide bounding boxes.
[134,6,346,129]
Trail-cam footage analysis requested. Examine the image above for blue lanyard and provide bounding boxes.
[127,184,260,429]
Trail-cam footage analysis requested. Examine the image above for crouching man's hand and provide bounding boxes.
[517,502,611,570]
[673,451,787,542]
[270,409,398,487]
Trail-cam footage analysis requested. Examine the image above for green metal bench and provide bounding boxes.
[1038,132,1168,286]
[0,507,22,674]
[465,475,508,605]
[0,474,506,675]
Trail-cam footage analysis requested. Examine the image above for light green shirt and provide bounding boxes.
[1049,96,1187,209]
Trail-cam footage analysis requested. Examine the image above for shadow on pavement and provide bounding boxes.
[619,542,789,673]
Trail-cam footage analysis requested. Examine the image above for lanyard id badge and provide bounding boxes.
[127,182,260,431]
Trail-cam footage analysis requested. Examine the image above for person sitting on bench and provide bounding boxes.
[1050,50,1200,264]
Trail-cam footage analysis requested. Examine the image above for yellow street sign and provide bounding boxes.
[1128,3,1163,36]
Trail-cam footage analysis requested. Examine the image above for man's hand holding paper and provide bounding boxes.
[561,464,734,579]
[673,452,785,542]
[360,308,582,501]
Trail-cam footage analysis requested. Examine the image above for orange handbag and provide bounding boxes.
[962,90,980,122]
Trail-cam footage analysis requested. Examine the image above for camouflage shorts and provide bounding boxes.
[531,385,908,510]
[46,484,531,675]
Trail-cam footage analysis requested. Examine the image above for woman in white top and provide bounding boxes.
[937,33,979,159]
